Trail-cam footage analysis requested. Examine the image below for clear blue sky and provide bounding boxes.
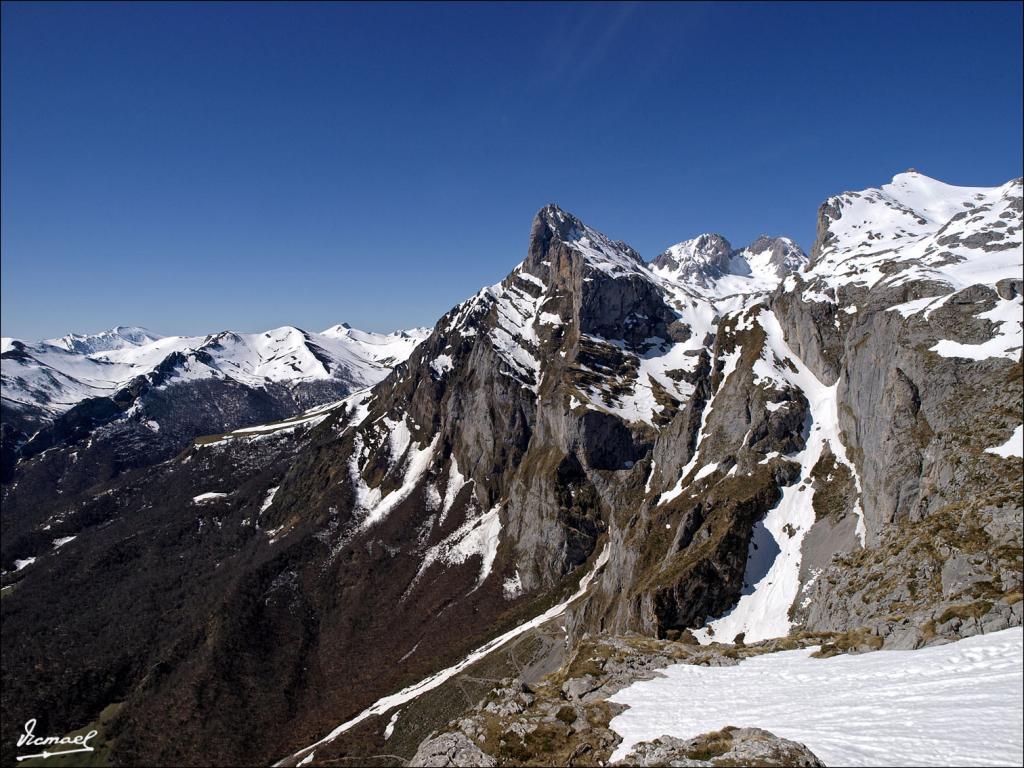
[2,1,1022,340]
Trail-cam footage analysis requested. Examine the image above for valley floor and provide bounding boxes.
[608,627,1024,767]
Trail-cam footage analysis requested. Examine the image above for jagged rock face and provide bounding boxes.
[575,311,818,640]
[1,173,1020,767]
[577,173,1022,648]
[765,175,1023,642]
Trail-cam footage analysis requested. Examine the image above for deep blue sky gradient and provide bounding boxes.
[3,1,1022,339]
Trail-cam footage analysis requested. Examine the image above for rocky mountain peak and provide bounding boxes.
[651,233,805,296]
[651,233,734,275]
[202,330,244,348]
[531,203,580,241]
[526,204,646,280]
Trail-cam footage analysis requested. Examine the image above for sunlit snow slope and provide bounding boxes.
[609,627,1024,767]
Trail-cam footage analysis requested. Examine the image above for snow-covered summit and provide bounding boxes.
[530,204,648,278]
[652,233,808,299]
[321,323,430,342]
[652,233,734,281]
[320,324,430,364]
[808,170,1022,296]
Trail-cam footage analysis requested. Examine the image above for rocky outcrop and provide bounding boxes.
[412,724,826,768]
[792,505,1024,649]
[615,727,824,767]
[410,732,498,767]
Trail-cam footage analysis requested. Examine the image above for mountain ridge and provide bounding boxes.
[1,322,429,415]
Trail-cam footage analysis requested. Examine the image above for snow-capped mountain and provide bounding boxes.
[651,233,807,300]
[1,172,1020,768]
[0,322,427,489]
[2,323,428,417]
[796,171,1021,313]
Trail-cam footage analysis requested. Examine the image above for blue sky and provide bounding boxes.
[2,1,1021,340]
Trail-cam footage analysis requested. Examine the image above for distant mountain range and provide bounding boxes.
[2,323,427,416]
[0,322,428,484]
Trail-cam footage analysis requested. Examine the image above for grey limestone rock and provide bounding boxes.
[614,727,825,767]
[409,732,498,767]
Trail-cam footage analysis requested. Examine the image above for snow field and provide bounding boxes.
[609,627,1024,767]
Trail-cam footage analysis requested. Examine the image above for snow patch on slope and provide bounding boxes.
[987,425,1024,459]
[193,492,229,504]
[930,296,1023,361]
[260,486,279,515]
[352,422,439,530]
[413,505,503,590]
[440,457,468,525]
